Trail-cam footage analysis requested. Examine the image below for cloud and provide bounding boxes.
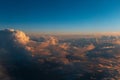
[113,40,120,45]
[0,29,35,80]
[0,29,29,49]
[85,44,95,51]
[0,29,120,80]
[0,65,10,80]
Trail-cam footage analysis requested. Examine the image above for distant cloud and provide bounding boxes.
[113,40,120,45]
[85,44,95,51]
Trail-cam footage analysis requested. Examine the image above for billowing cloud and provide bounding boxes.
[0,29,29,48]
[0,29,120,80]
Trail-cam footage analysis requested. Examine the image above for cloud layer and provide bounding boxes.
[0,29,120,80]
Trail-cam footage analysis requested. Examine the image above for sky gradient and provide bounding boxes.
[0,0,120,33]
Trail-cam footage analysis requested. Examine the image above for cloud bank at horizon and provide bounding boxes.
[0,29,120,80]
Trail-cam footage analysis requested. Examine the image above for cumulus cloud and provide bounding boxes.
[0,29,29,49]
[0,29,120,80]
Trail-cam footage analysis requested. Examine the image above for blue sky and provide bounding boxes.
[0,0,120,33]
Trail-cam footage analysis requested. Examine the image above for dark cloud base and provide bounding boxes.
[0,29,120,80]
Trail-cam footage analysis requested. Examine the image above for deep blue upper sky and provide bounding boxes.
[0,0,120,33]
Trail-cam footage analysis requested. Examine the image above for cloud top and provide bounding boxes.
[0,29,29,47]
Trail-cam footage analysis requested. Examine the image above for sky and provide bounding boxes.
[0,0,120,33]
